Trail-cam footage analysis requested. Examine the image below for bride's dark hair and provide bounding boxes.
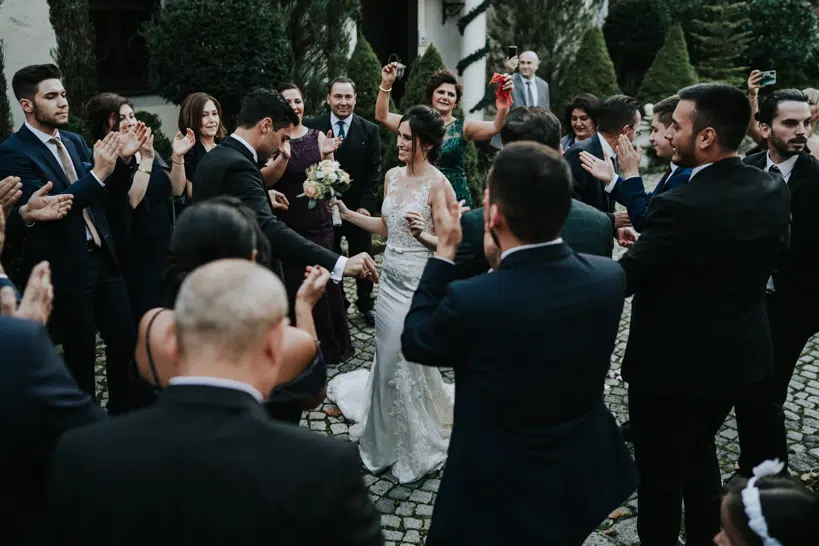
[160,196,271,307]
[399,105,445,168]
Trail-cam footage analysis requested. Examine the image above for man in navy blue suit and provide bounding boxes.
[579,95,692,232]
[402,143,637,546]
[0,64,148,413]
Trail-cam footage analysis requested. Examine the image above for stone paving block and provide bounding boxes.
[388,487,413,500]
[396,502,416,516]
[403,530,422,544]
[409,490,433,503]
[583,532,621,546]
[404,518,423,530]
[374,498,396,514]
[381,515,401,529]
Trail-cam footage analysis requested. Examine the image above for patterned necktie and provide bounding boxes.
[525,81,535,107]
[50,137,102,247]
[336,120,346,138]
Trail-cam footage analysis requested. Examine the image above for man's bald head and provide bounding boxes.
[174,259,288,361]
[519,51,540,78]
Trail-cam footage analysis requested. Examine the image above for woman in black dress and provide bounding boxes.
[86,93,195,322]
[178,92,227,197]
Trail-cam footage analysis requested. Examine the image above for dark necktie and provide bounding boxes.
[656,165,673,194]
[526,81,535,107]
[336,120,346,138]
[769,164,782,177]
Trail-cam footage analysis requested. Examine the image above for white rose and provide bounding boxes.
[315,171,325,179]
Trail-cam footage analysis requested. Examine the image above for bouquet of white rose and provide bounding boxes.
[298,159,352,226]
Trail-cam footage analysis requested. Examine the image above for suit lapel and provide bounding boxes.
[788,153,810,195]
[339,115,359,151]
[225,136,277,213]
[61,135,87,178]
[18,125,71,189]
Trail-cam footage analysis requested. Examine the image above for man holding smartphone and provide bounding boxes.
[505,49,550,110]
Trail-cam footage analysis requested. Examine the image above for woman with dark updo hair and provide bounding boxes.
[135,197,331,424]
[327,105,457,484]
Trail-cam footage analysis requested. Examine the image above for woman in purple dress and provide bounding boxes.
[262,83,353,364]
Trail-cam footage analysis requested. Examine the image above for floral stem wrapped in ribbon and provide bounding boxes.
[299,159,352,226]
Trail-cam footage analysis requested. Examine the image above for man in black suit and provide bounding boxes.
[564,95,640,231]
[193,88,378,285]
[455,107,614,278]
[618,83,791,546]
[735,89,819,476]
[402,143,637,546]
[49,259,383,546]
[0,64,148,414]
[304,77,381,325]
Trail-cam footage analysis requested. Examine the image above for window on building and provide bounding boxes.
[90,0,160,96]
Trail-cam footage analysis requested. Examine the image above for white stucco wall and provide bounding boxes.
[1,0,58,129]
[420,0,461,71]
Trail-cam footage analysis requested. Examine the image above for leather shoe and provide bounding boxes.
[362,310,375,327]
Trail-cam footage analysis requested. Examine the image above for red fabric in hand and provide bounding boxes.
[490,73,513,109]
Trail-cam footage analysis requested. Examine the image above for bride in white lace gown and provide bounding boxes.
[328,106,455,484]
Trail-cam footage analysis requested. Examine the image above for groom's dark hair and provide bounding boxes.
[237,88,299,130]
[488,142,571,243]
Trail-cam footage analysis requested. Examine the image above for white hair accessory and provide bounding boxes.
[741,459,785,546]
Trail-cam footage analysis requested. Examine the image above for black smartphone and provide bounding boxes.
[507,45,517,58]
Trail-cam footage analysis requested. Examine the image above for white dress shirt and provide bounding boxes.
[229,133,348,282]
[434,237,564,270]
[330,112,353,139]
[689,162,715,180]
[598,134,622,192]
[168,376,265,403]
[764,153,798,291]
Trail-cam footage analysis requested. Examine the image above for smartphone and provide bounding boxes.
[507,45,517,58]
[761,70,777,86]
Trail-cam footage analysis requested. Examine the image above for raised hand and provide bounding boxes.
[616,227,638,248]
[118,122,150,159]
[748,70,763,98]
[320,129,343,156]
[579,151,615,183]
[268,189,289,211]
[172,128,196,159]
[429,180,462,260]
[297,266,331,308]
[500,73,514,93]
[381,62,399,87]
[344,252,379,282]
[19,182,73,224]
[0,176,22,218]
[92,131,123,181]
[278,140,291,161]
[616,135,641,179]
[504,56,519,73]
[140,132,155,161]
[404,210,426,239]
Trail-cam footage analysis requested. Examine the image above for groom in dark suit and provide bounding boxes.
[455,107,613,279]
[304,77,381,324]
[402,143,637,546]
[193,88,378,284]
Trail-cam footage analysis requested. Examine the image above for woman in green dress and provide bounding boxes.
[375,63,513,207]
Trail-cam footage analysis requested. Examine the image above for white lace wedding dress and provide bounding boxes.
[327,168,455,484]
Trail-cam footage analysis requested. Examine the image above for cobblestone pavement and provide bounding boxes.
[93,173,819,545]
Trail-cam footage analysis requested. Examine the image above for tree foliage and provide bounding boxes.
[145,0,292,129]
[554,26,621,109]
[691,0,752,86]
[603,0,671,96]
[46,0,97,119]
[275,0,360,113]
[0,39,13,141]
[744,0,819,87]
[638,24,698,104]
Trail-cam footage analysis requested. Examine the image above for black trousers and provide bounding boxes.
[629,390,733,546]
[333,221,373,312]
[53,247,143,415]
[735,293,818,475]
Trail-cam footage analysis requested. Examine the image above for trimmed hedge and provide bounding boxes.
[638,24,698,104]
[555,26,621,109]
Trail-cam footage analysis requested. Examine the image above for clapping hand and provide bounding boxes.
[616,227,638,248]
[615,135,641,179]
[19,182,73,224]
[0,261,54,324]
[118,122,150,160]
[91,131,124,181]
[140,132,155,161]
[579,151,615,183]
[429,180,463,261]
[404,210,425,239]
[297,266,331,308]
[320,129,343,156]
[172,128,196,159]
[0,176,22,218]
[268,189,289,211]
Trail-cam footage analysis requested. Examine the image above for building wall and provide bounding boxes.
[419,0,462,71]
[1,0,58,129]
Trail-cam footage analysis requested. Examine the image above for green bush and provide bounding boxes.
[0,39,13,141]
[638,24,698,104]
[554,26,621,109]
[144,0,292,130]
[135,111,173,161]
[46,0,97,119]
[401,44,446,111]
[604,0,671,96]
[691,0,752,87]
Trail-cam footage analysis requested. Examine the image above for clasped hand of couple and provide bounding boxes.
[578,133,640,248]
